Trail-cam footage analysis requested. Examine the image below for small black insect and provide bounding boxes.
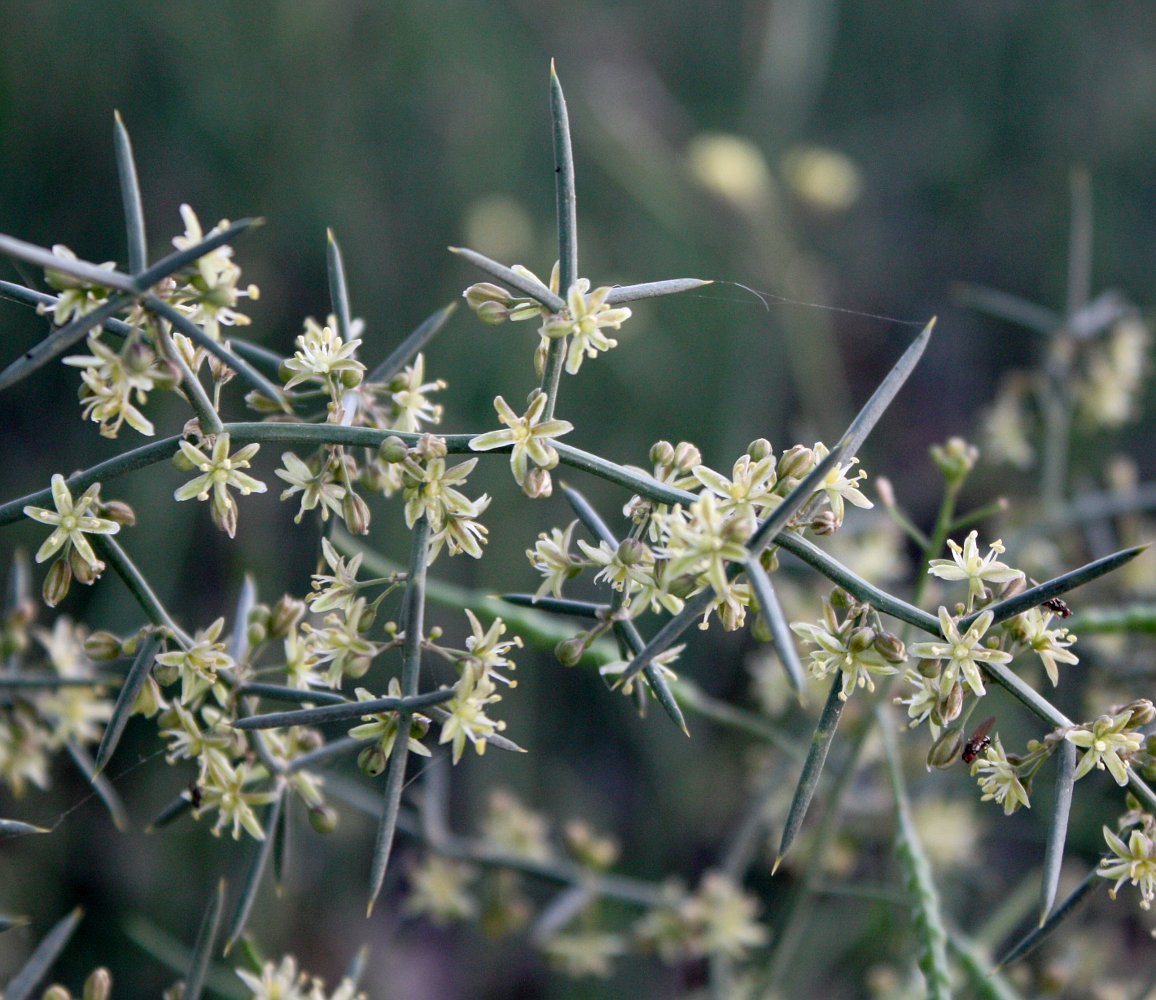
[1041,595,1072,618]
[961,716,996,765]
[187,781,203,809]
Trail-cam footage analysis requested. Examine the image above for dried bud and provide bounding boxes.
[523,467,553,498]
[873,631,907,664]
[926,727,965,769]
[918,657,942,679]
[809,510,840,536]
[358,745,388,777]
[777,444,814,482]
[999,575,1026,601]
[414,433,448,460]
[342,491,372,535]
[211,497,238,539]
[83,968,112,1000]
[931,682,963,727]
[69,547,101,586]
[99,499,136,527]
[672,441,702,472]
[269,595,306,638]
[649,440,675,469]
[85,630,123,661]
[746,438,773,462]
[555,635,587,667]
[43,557,73,607]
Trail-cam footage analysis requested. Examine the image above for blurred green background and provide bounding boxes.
[1,2,1155,997]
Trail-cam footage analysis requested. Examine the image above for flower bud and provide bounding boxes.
[672,442,702,472]
[245,389,284,413]
[617,538,649,566]
[246,620,268,648]
[848,626,877,653]
[1124,699,1156,728]
[930,436,978,485]
[344,655,372,680]
[777,444,814,482]
[465,282,512,310]
[43,557,73,607]
[358,745,388,777]
[750,613,771,643]
[649,440,675,469]
[83,968,112,1000]
[666,573,700,601]
[747,438,773,462]
[873,631,907,664]
[378,436,409,464]
[918,657,941,679]
[153,657,179,687]
[342,491,371,535]
[555,636,587,666]
[132,676,163,718]
[42,986,72,1000]
[100,500,136,527]
[308,804,339,834]
[85,630,124,661]
[475,300,510,324]
[926,727,965,769]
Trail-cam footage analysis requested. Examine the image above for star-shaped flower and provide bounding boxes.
[928,530,1023,607]
[908,607,1012,698]
[23,474,120,572]
[1098,824,1156,909]
[1067,709,1144,786]
[174,433,266,538]
[540,279,632,375]
[469,391,573,489]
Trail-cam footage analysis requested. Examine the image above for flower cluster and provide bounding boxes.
[463,261,632,378]
[35,206,259,440]
[791,593,905,701]
[0,616,113,797]
[236,955,366,1000]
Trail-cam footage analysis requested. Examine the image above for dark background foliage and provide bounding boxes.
[1,3,1154,997]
